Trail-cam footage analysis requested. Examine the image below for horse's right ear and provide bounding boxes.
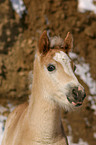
[38,31,50,55]
[64,32,73,53]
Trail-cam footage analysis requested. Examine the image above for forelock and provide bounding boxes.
[50,36,64,48]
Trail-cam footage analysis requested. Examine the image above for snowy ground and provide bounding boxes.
[78,0,96,14]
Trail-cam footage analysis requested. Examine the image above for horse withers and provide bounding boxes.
[2,31,86,145]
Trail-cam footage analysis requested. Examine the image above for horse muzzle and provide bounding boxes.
[67,86,86,107]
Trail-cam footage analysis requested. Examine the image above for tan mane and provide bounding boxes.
[50,36,64,48]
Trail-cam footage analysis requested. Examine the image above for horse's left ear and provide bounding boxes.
[38,31,50,55]
[64,32,73,53]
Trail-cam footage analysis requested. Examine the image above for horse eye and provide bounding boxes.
[73,65,76,72]
[47,64,56,72]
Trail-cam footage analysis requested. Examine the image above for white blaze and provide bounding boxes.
[53,51,74,76]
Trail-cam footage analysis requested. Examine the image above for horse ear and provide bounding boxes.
[64,32,73,53]
[38,31,50,55]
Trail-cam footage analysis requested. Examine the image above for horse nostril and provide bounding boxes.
[72,87,86,102]
[72,89,77,96]
[72,88,78,100]
[84,93,86,97]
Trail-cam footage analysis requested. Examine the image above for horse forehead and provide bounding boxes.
[53,51,74,77]
[53,51,71,64]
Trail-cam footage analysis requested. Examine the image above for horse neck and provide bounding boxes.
[28,57,64,142]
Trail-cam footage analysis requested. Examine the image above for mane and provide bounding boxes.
[49,36,64,48]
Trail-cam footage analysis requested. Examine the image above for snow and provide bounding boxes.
[93,132,96,139]
[88,95,96,114]
[78,0,96,14]
[10,0,96,18]
[10,0,96,16]
[68,136,89,145]
[0,115,7,145]
[7,102,15,113]
[0,103,16,145]
[69,52,96,96]
[0,106,8,114]
[10,0,26,17]
[66,122,89,145]
[75,63,96,95]
[0,122,4,145]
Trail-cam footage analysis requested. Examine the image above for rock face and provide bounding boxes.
[0,0,35,99]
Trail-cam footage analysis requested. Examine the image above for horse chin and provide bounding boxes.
[67,96,82,107]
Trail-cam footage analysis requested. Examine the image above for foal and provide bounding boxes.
[2,31,86,145]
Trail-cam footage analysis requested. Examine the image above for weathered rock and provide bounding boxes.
[84,22,96,38]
